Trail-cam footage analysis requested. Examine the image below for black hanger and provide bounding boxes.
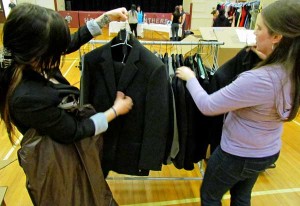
[171,54,176,73]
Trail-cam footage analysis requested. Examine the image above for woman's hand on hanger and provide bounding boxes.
[176,66,196,81]
[106,7,128,22]
[95,7,128,26]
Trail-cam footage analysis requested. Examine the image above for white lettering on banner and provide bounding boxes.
[145,18,169,24]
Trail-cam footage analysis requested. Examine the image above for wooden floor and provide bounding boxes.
[1,26,300,206]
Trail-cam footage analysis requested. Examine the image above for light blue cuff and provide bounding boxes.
[86,19,102,37]
[89,113,108,135]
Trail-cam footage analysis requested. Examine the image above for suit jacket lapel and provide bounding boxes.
[99,43,117,101]
[117,39,140,91]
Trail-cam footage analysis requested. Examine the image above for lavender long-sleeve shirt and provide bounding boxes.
[186,64,292,157]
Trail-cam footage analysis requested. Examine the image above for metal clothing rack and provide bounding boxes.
[87,39,224,72]
[83,39,224,181]
[223,0,260,7]
[89,39,224,45]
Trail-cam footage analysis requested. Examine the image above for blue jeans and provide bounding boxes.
[201,146,279,206]
[171,23,179,41]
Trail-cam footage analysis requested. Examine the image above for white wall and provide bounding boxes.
[10,0,55,10]
[56,0,65,10]
[187,0,221,30]
[260,0,275,8]
[2,0,66,17]
[35,0,55,9]
[3,0,12,18]
[16,0,36,5]
[183,0,192,14]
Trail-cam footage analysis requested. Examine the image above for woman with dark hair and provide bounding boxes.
[213,9,231,27]
[176,0,300,205]
[137,5,144,24]
[0,3,132,144]
[171,6,181,41]
[0,3,133,204]
[128,4,138,37]
[211,8,219,26]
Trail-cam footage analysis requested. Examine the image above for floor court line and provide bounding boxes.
[3,135,22,160]
[63,59,78,77]
[292,120,300,126]
[122,188,300,206]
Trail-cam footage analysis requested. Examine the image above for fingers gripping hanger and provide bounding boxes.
[111,21,133,63]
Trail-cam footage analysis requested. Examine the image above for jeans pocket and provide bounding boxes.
[241,154,278,178]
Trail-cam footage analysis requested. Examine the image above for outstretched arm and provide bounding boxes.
[65,7,128,54]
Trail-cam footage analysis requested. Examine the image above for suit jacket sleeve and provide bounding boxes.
[11,83,95,143]
[65,25,93,54]
[138,64,170,170]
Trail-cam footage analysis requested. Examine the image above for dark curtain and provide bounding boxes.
[70,0,183,13]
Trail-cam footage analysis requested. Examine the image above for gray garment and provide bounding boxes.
[165,56,179,164]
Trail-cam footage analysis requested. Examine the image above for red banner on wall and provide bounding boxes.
[58,11,190,30]
[58,11,79,28]
[144,13,172,24]
[144,12,190,30]
[78,11,105,27]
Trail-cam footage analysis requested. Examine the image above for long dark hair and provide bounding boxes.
[130,4,137,18]
[174,6,180,16]
[257,0,300,121]
[0,3,70,143]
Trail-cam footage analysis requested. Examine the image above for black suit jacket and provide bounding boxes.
[82,37,170,176]
[10,25,96,143]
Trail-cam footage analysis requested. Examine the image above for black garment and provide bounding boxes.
[171,12,181,41]
[168,54,202,170]
[213,15,231,27]
[129,23,138,37]
[9,25,96,143]
[81,37,171,176]
[172,12,181,24]
[209,47,262,92]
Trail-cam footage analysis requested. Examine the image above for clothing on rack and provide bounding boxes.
[81,34,171,176]
[85,39,223,173]
[158,48,219,170]
[215,0,260,29]
[154,45,261,170]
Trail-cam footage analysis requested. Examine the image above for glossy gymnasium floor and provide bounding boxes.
[1,26,300,206]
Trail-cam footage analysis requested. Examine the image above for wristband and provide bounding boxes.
[97,14,110,29]
[111,107,118,117]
